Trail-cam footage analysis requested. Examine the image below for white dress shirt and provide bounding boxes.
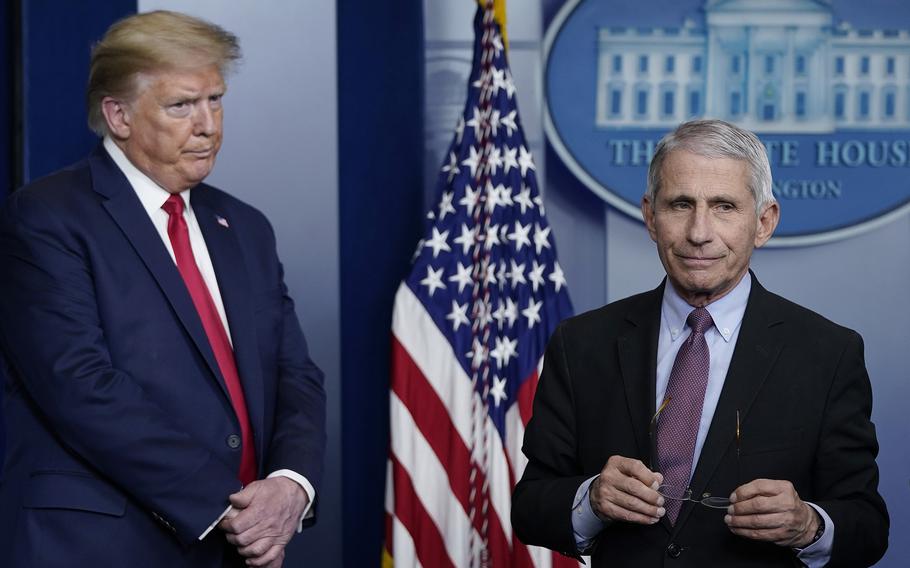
[570,273,833,566]
[103,138,315,539]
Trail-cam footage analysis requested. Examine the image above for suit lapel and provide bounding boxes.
[615,284,675,533]
[673,278,784,531]
[191,189,266,464]
[90,147,227,399]
[616,284,664,471]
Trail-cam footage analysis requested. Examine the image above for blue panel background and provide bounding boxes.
[20,0,135,182]
[338,1,425,565]
[0,0,13,470]
[1,0,12,197]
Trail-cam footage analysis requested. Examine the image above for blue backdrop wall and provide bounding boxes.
[337,2,424,566]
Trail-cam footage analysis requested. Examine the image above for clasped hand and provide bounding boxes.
[218,477,309,567]
[590,456,819,547]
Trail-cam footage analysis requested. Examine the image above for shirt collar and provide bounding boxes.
[662,272,752,343]
[103,136,190,215]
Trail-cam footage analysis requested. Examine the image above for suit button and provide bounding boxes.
[227,434,241,449]
[666,543,682,558]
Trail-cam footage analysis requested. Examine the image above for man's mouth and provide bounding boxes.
[675,254,722,268]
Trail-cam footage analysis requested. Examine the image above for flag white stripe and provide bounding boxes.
[392,515,422,568]
[390,392,476,567]
[385,458,394,514]
[527,545,553,568]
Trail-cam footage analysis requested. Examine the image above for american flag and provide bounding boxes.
[384,3,575,567]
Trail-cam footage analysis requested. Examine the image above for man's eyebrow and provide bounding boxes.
[707,193,744,203]
[660,192,694,202]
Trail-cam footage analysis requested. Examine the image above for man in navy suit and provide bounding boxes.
[0,11,325,567]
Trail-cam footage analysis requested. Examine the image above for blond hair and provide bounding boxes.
[86,10,241,135]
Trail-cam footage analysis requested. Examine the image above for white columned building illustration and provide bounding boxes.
[595,0,910,133]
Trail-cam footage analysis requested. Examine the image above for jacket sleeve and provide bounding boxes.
[250,216,327,525]
[263,263,327,520]
[814,331,889,567]
[512,323,589,558]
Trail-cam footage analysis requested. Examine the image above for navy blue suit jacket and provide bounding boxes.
[0,145,326,567]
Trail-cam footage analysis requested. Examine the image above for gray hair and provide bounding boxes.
[87,10,241,136]
[646,119,775,214]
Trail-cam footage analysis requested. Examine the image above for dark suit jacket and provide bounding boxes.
[512,277,888,567]
[0,145,326,567]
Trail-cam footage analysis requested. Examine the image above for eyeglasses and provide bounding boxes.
[650,401,742,510]
[657,484,730,509]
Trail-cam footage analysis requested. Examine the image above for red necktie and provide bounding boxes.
[656,307,713,523]
[162,194,256,486]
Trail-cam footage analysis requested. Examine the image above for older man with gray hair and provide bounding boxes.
[512,119,888,567]
[0,11,325,567]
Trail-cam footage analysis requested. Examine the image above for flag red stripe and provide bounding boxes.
[517,369,538,426]
[390,455,457,568]
[391,336,471,510]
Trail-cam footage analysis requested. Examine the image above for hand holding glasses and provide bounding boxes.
[651,401,742,512]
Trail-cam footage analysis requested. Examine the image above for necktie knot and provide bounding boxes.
[687,307,713,335]
[162,194,185,218]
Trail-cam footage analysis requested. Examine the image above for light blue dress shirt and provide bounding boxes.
[570,274,834,566]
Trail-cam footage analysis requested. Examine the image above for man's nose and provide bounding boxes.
[686,205,713,245]
[193,103,218,136]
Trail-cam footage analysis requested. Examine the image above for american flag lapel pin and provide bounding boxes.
[216,215,229,228]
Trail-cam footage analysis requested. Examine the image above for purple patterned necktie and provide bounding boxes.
[656,307,713,524]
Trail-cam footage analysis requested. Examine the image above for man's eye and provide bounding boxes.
[671,201,691,210]
[171,102,187,110]
[716,203,735,212]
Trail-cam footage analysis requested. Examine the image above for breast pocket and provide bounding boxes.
[740,428,805,457]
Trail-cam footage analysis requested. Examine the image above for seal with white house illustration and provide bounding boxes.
[544,0,910,246]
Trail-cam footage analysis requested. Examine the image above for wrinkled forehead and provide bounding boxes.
[658,150,753,198]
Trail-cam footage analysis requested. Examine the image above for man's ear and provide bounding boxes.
[641,195,658,242]
[754,201,780,248]
[101,97,131,139]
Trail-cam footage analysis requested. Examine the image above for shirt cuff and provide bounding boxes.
[268,469,316,532]
[572,474,608,552]
[197,470,317,540]
[794,502,834,568]
[199,504,233,540]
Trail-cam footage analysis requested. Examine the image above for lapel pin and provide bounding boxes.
[216,215,230,228]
